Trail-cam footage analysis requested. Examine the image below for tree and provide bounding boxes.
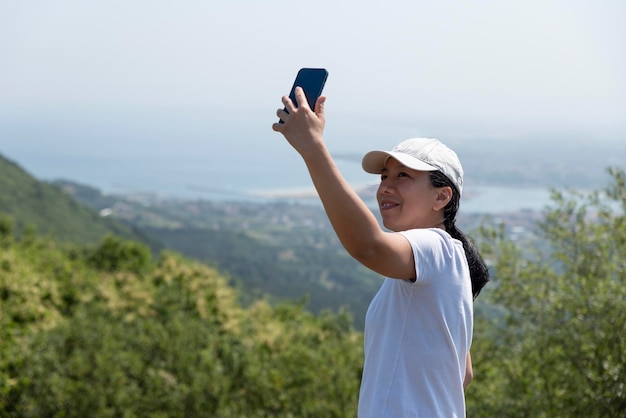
[467,167,626,417]
[87,234,152,274]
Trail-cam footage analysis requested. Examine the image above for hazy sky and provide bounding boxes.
[1,0,625,153]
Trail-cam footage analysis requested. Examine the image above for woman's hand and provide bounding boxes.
[272,86,326,160]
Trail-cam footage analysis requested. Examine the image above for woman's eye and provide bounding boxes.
[398,172,409,177]
[380,174,387,181]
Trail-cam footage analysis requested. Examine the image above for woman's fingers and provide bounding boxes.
[292,87,310,110]
[273,87,325,133]
[282,93,297,112]
[276,108,289,121]
[315,95,326,119]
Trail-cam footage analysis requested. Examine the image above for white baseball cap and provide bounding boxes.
[361,138,464,196]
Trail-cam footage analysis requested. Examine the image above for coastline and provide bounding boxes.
[248,182,554,214]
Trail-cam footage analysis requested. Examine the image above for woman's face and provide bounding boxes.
[376,158,448,232]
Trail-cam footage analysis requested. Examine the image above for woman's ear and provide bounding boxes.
[433,186,453,211]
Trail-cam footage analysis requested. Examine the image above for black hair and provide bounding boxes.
[429,171,489,299]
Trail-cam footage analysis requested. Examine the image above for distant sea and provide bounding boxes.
[3,105,605,215]
[8,150,553,215]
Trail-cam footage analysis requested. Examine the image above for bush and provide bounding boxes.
[87,234,152,274]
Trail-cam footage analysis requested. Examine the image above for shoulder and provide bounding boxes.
[399,228,459,250]
[399,228,464,271]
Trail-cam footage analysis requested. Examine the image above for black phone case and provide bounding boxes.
[279,68,328,124]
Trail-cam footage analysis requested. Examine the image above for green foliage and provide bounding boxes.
[87,234,152,274]
[1,230,362,417]
[0,214,13,239]
[468,167,626,417]
[142,225,381,330]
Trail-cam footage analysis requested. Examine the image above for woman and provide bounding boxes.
[273,87,489,417]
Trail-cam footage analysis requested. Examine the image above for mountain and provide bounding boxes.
[0,153,161,249]
[0,151,379,328]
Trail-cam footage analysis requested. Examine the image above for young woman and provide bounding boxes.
[273,87,489,417]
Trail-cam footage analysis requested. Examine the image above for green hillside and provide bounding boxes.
[0,153,160,249]
[51,182,383,329]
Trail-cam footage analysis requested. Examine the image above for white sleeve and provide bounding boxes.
[399,229,454,284]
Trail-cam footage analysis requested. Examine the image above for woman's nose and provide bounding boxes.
[378,178,395,194]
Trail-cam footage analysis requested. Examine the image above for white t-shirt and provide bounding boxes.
[358,228,473,418]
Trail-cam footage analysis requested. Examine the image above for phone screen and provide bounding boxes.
[279,68,328,123]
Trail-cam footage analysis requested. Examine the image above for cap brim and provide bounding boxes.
[361,150,439,174]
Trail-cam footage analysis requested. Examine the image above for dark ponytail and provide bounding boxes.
[430,171,489,299]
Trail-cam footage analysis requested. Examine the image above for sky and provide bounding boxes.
[0,0,625,194]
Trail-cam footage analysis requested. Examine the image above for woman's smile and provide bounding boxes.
[379,199,400,211]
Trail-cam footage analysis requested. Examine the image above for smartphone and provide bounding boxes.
[278,68,328,124]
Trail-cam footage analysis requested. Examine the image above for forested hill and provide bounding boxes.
[0,153,380,329]
[2,154,624,415]
[0,153,160,248]
[52,180,385,329]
